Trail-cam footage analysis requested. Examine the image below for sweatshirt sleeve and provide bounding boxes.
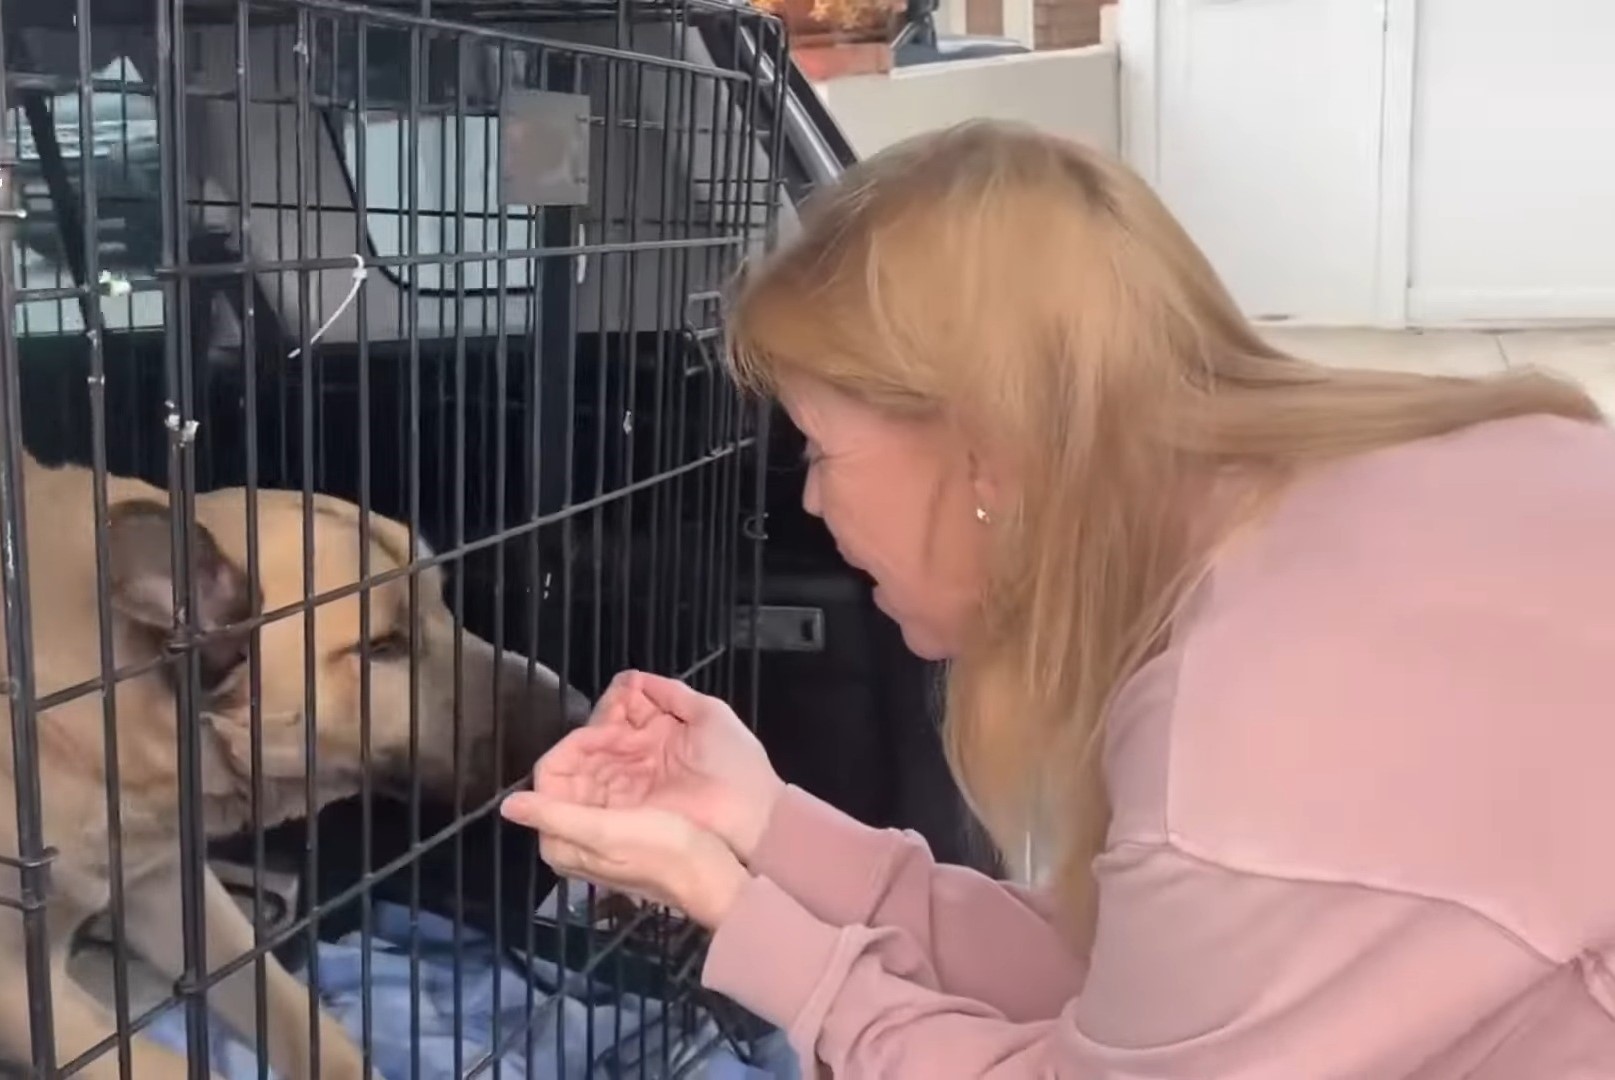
[703,839,1553,1078]
[746,784,1084,1021]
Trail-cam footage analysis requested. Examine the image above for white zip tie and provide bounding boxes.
[164,407,199,446]
[288,253,367,360]
[98,269,132,297]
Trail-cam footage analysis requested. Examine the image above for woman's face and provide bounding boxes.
[777,374,992,661]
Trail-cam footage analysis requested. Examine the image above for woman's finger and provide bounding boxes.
[539,844,623,898]
[563,719,662,757]
[588,671,639,721]
[619,685,664,729]
[603,669,642,698]
[554,723,630,755]
[591,671,669,730]
[629,671,708,722]
[587,697,633,732]
[500,791,619,849]
[536,726,639,780]
[538,770,613,807]
[619,695,695,744]
[537,837,646,902]
[537,834,572,867]
[538,834,592,875]
[533,771,576,802]
[532,732,586,777]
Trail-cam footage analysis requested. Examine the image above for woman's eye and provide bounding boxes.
[363,632,410,660]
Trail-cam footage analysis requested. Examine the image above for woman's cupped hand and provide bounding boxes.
[499,670,786,929]
[500,794,749,928]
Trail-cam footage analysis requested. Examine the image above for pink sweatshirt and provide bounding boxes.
[701,413,1615,1078]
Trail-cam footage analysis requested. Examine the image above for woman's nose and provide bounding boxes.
[801,471,822,518]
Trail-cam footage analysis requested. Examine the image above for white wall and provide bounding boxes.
[1126,0,1615,328]
[814,45,1120,159]
[817,2,1615,329]
[1407,0,1615,325]
[1144,0,1392,326]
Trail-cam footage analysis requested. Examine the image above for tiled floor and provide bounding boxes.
[1257,326,1615,418]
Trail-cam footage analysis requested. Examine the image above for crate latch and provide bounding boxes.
[733,605,825,653]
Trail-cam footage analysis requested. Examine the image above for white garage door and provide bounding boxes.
[1138,0,1615,327]
[1408,0,1615,325]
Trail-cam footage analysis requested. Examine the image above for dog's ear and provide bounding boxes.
[107,499,259,690]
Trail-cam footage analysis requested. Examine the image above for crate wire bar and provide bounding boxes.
[0,0,788,1074]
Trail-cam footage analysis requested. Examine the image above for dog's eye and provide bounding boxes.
[360,631,411,661]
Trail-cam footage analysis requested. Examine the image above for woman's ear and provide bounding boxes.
[966,450,1006,523]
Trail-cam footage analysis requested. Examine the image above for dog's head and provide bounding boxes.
[104,489,587,818]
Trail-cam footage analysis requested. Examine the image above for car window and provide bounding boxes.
[334,30,540,294]
[6,55,165,337]
[338,111,539,293]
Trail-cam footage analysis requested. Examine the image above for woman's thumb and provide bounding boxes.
[500,791,611,846]
[499,791,546,827]
[502,791,584,830]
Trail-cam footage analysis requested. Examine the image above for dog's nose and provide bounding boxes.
[565,687,593,729]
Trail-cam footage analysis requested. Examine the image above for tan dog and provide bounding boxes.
[0,453,587,1079]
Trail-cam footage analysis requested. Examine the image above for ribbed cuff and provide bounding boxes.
[748,785,901,925]
[701,874,844,1031]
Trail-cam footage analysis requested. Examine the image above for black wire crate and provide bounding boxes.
[0,0,791,1074]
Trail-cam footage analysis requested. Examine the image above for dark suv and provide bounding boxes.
[11,59,162,270]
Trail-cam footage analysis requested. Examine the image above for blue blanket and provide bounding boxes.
[143,901,797,1080]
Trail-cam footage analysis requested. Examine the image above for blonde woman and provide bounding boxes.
[500,120,1615,1077]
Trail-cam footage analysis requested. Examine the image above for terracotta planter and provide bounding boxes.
[768,0,836,37]
[754,0,902,78]
[792,40,894,80]
[752,0,904,46]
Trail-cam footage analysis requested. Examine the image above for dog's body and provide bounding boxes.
[0,454,584,1079]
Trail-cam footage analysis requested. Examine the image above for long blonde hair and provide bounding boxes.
[726,120,1601,946]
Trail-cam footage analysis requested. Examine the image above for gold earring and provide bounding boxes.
[975,506,991,525]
